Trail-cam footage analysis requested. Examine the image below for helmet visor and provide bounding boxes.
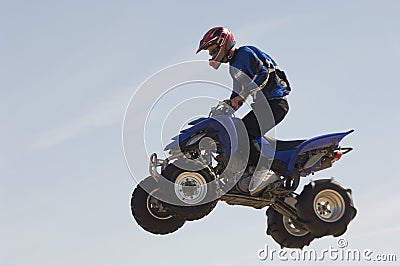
[196,37,218,53]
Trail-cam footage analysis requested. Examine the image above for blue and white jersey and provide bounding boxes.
[229,45,289,100]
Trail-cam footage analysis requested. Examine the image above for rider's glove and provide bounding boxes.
[223,99,232,106]
[230,96,245,111]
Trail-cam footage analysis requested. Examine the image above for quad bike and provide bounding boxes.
[130,102,357,248]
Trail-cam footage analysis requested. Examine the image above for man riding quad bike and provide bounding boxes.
[129,27,357,249]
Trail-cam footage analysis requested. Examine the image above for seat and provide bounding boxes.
[264,136,306,151]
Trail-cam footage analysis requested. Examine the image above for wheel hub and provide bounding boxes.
[174,172,207,205]
[283,216,309,237]
[313,189,345,222]
[147,189,172,220]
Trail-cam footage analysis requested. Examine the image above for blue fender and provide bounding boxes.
[284,130,354,176]
[164,115,240,156]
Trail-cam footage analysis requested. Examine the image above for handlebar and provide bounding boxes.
[209,101,236,117]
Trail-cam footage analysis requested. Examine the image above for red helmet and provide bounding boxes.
[196,27,236,69]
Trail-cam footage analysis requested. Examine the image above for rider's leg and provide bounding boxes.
[243,98,289,168]
[242,98,289,195]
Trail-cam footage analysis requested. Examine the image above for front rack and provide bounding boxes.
[149,153,168,181]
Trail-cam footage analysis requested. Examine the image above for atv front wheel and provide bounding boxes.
[160,161,218,221]
[131,176,185,234]
[266,208,314,249]
[295,179,357,238]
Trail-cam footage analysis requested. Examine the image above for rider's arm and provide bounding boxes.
[229,79,240,99]
[228,79,245,110]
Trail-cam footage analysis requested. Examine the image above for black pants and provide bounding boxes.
[242,97,289,169]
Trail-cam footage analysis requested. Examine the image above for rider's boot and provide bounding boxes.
[248,168,280,196]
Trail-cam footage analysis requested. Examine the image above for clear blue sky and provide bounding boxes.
[1,1,400,265]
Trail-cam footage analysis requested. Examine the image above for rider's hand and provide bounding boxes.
[231,95,245,110]
[223,99,232,106]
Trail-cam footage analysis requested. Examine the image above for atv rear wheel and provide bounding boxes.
[266,208,314,249]
[160,161,218,221]
[295,179,357,238]
[131,177,185,234]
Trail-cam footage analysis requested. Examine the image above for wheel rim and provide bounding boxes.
[174,172,207,205]
[283,216,309,237]
[313,189,345,223]
[146,188,173,220]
